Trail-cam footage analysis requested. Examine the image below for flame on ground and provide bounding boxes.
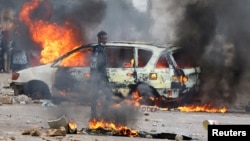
[128,90,227,113]
[19,0,83,64]
[177,104,227,113]
[88,118,139,137]
[68,120,77,130]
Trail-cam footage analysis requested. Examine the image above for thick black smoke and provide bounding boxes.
[172,0,250,107]
[174,1,217,61]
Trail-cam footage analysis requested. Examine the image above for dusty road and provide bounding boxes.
[1,73,250,141]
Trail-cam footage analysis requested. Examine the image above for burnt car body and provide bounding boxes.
[10,41,201,106]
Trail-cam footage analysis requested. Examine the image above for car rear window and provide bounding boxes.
[173,50,198,68]
[156,55,169,68]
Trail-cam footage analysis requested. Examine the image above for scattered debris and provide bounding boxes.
[46,126,67,137]
[68,120,77,134]
[145,118,162,122]
[202,120,219,130]
[46,114,193,140]
[14,95,32,104]
[175,134,183,141]
[80,128,193,140]
[22,126,43,136]
[47,114,68,130]
[0,96,13,104]
[42,101,56,107]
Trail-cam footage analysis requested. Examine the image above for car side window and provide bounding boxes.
[173,50,198,68]
[60,48,92,67]
[156,54,169,68]
[138,49,152,67]
[106,47,134,68]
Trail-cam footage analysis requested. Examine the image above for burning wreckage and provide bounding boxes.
[10,41,201,107]
[13,41,200,140]
[44,114,193,140]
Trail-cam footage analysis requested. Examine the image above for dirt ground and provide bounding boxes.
[1,73,250,141]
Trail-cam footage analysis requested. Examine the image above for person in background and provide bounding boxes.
[0,29,9,72]
[90,31,112,119]
[9,41,29,72]
[0,29,4,72]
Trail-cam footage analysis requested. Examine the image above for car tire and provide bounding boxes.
[24,80,51,100]
[128,83,160,106]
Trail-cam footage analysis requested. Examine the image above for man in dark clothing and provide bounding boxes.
[0,30,4,72]
[90,31,112,119]
[0,29,10,72]
[90,31,108,79]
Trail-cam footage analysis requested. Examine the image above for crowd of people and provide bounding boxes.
[0,29,29,73]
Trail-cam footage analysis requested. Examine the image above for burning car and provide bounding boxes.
[10,41,201,106]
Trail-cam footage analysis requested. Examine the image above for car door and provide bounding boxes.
[52,46,92,97]
[105,46,136,96]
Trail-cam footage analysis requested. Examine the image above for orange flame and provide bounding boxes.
[88,119,138,137]
[125,90,141,106]
[126,90,159,107]
[19,0,82,64]
[123,59,134,68]
[177,104,227,113]
[68,120,77,130]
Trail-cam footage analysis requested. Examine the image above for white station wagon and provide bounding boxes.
[10,41,201,106]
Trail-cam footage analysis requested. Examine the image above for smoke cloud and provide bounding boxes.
[162,0,250,107]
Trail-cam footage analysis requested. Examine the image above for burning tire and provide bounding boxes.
[128,83,160,106]
[24,80,51,100]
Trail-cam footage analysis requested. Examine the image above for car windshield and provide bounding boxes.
[55,47,92,67]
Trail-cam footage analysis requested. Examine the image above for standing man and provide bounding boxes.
[0,29,4,72]
[90,31,112,119]
[9,41,29,72]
